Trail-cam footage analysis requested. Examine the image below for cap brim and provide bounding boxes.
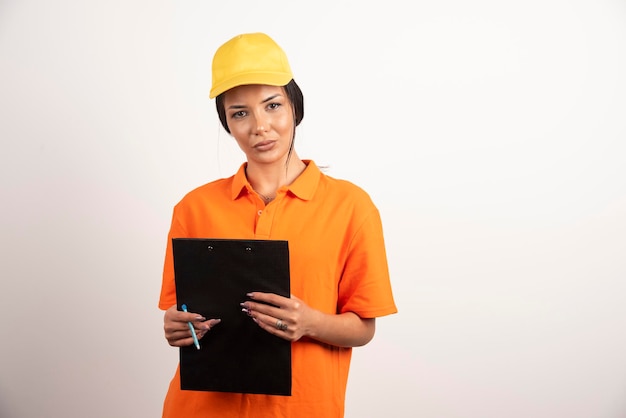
[209,72,293,99]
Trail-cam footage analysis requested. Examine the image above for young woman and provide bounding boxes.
[158,32,397,418]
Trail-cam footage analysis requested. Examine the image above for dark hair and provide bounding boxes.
[215,79,304,134]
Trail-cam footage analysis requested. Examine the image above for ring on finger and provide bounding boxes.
[275,319,288,331]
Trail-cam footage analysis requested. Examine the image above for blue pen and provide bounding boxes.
[181,304,201,350]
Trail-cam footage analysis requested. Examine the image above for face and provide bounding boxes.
[222,84,295,166]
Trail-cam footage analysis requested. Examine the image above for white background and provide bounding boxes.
[1,1,625,417]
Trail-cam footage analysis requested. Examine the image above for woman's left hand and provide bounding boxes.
[240,292,316,341]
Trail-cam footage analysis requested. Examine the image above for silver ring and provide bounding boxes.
[275,319,288,331]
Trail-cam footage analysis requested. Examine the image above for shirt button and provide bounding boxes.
[258,210,263,216]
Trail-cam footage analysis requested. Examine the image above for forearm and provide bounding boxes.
[242,292,376,347]
[306,311,375,348]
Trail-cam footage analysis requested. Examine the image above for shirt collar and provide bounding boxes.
[231,160,321,201]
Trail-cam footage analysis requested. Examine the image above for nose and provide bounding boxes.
[252,111,268,134]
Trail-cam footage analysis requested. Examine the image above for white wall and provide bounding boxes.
[1,1,625,417]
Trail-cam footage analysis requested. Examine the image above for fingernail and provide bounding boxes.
[246,292,254,298]
[204,319,220,329]
[195,316,206,321]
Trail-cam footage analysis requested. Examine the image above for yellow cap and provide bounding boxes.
[209,33,293,99]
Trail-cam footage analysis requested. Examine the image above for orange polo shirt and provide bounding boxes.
[159,160,397,418]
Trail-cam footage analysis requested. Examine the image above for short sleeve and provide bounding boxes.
[158,206,187,310]
[337,208,397,318]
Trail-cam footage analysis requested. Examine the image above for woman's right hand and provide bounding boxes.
[163,304,221,347]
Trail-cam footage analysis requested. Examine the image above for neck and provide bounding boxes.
[246,155,306,201]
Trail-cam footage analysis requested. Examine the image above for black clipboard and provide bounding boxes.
[172,238,292,396]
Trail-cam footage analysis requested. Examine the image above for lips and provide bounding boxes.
[253,140,276,151]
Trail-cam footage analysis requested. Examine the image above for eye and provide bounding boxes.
[231,110,247,119]
[267,102,281,111]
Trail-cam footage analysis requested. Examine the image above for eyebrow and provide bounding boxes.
[227,94,283,110]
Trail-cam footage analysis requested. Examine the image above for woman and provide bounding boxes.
[158,32,397,418]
